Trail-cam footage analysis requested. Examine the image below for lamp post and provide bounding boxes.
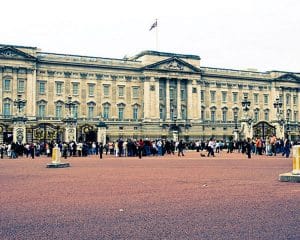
[170,104,179,142]
[241,95,253,139]
[273,97,284,138]
[233,110,239,141]
[286,111,290,140]
[63,95,77,143]
[12,94,27,144]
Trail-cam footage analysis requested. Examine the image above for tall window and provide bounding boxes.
[181,106,187,119]
[294,111,298,122]
[233,92,238,103]
[222,109,227,122]
[39,82,46,94]
[118,86,125,97]
[56,82,63,95]
[211,109,216,122]
[103,85,110,96]
[88,84,95,96]
[222,92,227,103]
[254,110,259,122]
[264,110,269,121]
[72,105,79,118]
[286,94,290,105]
[72,83,79,95]
[293,95,298,105]
[103,103,110,119]
[201,90,205,102]
[55,105,62,118]
[170,88,174,100]
[160,106,165,120]
[38,103,46,117]
[253,93,259,104]
[4,79,11,91]
[201,108,205,121]
[133,105,138,120]
[132,87,139,98]
[118,105,124,120]
[17,79,25,93]
[210,91,216,103]
[181,89,186,100]
[159,88,163,100]
[3,102,11,117]
[263,94,269,105]
[88,105,94,118]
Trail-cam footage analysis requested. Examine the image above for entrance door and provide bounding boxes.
[253,121,276,139]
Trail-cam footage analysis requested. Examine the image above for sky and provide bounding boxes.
[1,0,300,72]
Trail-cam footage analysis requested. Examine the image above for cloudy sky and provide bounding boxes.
[1,0,299,72]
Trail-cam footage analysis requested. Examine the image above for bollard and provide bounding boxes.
[51,147,61,164]
[279,145,300,182]
[292,145,300,175]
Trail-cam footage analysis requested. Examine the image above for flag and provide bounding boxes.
[149,20,157,31]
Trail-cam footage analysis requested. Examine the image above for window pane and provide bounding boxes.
[56,82,62,94]
[55,105,62,118]
[88,106,94,118]
[3,103,11,116]
[4,79,11,91]
[89,84,95,96]
[18,80,25,92]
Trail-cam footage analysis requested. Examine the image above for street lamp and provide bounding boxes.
[234,111,238,130]
[241,95,251,112]
[273,97,283,119]
[286,111,290,139]
[170,104,179,142]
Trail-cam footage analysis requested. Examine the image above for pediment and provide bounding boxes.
[275,73,300,82]
[143,57,200,73]
[0,46,36,60]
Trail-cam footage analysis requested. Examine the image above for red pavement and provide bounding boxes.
[0,151,299,240]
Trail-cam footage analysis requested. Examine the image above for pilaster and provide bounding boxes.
[177,79,181,119]
[166,78,170,120]
[26,68,36,117]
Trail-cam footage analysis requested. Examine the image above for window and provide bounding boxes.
[88,106,94,118]
[55,105,62,118]
[103,85,110,96]
[88,84,95,96]
[103,104,110,119]
[160,107,165,120]
[286,94,290,105]
[39,82,46,94]
[294,111,298,122]
[118,86,125,97]
[3,102,11,117]
[233,92,238,103]
[4,79,11,91]
[253,93,259,104]
[132,87,139,98]
[222,110,227,122]
[211,110,216,122]
[181,89,186,100]
[159,88,163,100]
[133,106,138,120]
[222,92,227,103]
[56,82,63,95]
[38,104,46,117]
[264,111,269,121]
[118,106,124,120]
[17,79,25,93]
[201,90,205,102]
[72,83,79,95]
[181,106,187,119]
[201,109,205,121]
[72,105,78,118]
[293,95,298,105]
[170,88,174,100]
[254,111,259,122]
[263,94,269,105]
[210,91,216,103]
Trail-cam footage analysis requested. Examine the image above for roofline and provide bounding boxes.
[131,50,200,60]
[0,44,37,50]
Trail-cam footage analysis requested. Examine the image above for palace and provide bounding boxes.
[0,44,299,144]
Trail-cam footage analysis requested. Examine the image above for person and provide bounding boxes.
[207,138,215,157]
[177,140,185,156]
[137,139,144,159]
[246,138,252,159]
[29,143,35,159]
[99,142,103,159]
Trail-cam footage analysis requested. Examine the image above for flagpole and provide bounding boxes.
[155,19,158,51]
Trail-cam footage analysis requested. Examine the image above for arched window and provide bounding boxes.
[221,107,228,122]
[254,108,260,122]
[55,100,64,119]
[37,100,47,118]
[117,103,125,120]
[210,107,217,123]
[3,98,12,117]
[132,104,139,121]
[87,101,96,119]
[264,109,269,121]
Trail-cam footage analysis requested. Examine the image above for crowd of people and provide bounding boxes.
[0,135,297,160]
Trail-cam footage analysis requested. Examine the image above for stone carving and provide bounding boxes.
[164,60,184,71]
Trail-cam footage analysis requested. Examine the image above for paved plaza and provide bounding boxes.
[1,151,299,240]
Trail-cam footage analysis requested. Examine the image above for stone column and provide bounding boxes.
[143,78,150,121]
[166,78,170,120]
[64,120,77,143]
[97,122,107,145]
[26,68,37,117]
[12,119,27,144]
[177,79,181,119]
[186,80,193,120]
[154,78,160,120]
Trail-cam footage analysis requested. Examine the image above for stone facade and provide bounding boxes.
[0,44,299,143]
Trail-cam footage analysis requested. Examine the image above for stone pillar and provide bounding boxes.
[64,120,77,143]
[187,80,193,120]
[97,126,107,145]
[274,122,284,139]
[177,79,181,119]
[26,68,36,117]
[166,78,170,120]
[240,119,253,140]
[154,78,160,120]
[12,118,27,144]
[143,78,150,120]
